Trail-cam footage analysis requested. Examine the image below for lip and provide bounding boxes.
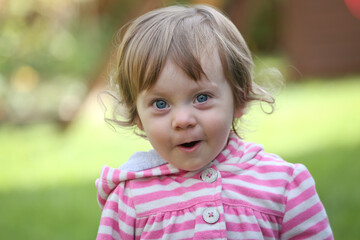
[177,140,201,153]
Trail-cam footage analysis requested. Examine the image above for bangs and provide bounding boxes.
[167,16,217,81]
[138,12,218,93]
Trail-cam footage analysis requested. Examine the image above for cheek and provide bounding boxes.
[209,102,234,125]
[142,117,169,142]
[203,111,233,136]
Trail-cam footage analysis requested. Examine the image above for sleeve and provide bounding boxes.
[281,164,333,240]
[96,182,136,240]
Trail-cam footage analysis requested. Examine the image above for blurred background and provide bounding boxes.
[0,0,359,239]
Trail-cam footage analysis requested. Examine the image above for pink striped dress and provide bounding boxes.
[96,135,333,239]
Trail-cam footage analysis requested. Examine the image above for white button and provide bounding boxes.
[201,168,218,183]
[202,207,220,224]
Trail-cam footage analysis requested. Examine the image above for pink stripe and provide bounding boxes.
[216,138,241,163]
[103,201,135,227]
[287,168,311,192]
[97,195,106,208]
[99,217,120,233]
[130,174,189,189]
[112,169,120,181]
[96,233,116,240]
[136,206,200,228]
[226,221,262,232]
[245,144,263,154]
[215,152,228,163]
[261,225,280,238]
[160,164,172,175]
[256,154,288,163]
[223,183,284,204]
[137,196,221,217]
[97,167,113,208]
[231,173,289,188]
[101,167,112,193]
[96,179,107,207]
[126,171,136,179]
[282,201,324,233]
[194,229,224,239]
[101,187,136,226]
[227,141,241,155]
[141,219,196,238]
[137,164,178,178]
[288,217,331,240]
[133,182,216,204]
[102,199,118,212]
[222,199,283,217]
[237,162,295,176]
[227,221,280,238]
[286,186,316,212]
[142,168,152,176]
[225,205,281,225]
[325,234,335,240]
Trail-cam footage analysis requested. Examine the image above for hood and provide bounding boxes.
[95,149,179,209]
[95,135,264,210]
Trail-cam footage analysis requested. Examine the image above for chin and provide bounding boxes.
[179,162,208,172]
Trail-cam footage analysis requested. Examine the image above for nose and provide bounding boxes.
[171,106,197,130]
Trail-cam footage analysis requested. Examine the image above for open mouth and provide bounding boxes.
[179,141,200,149]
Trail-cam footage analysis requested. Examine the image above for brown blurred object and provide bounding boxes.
[59,0,360,128]
[282,0,360,78]
[59,0,162,129]
[224,0,281,52]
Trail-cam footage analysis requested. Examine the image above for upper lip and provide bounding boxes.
[174,133,203,146]
[177,139,201,146]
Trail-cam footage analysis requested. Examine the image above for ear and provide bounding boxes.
[234,106,244,119]
[135,116,144,130]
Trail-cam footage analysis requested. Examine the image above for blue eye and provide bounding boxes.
[153,100,168,109]
[195,94,209,103]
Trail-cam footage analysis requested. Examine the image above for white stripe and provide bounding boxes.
[282,210,328,239]
[243,157,291,172]
[160,229,195,240]
[218,155,240,165]
[287,176,315,200]
[242,151,260,162]
[104,189,137,219]
[225,211,281,231]
[222,169,291,183]
[309,224,333,240]
[101,209,134,236]
[131,177,203,196]
[136,188,220,213]
[97,180,108,201]
[284,194,319,221]
[227,230,265,240]
[228,139,240,150]
[107,167,115,183]
[119,169,129,180]
[216,163,243,172]
[97,225,121,239]
[255,157,293,168]
[140,210,196,231]
[222,189,284,212]
[151,167,163,176]
[257,150,285,161]
[222,176,286,194]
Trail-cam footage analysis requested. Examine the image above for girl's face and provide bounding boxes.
[136,51,241,171]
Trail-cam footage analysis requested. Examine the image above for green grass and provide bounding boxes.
[1,76,360,239]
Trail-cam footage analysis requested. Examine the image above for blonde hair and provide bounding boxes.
[105,4,275,136]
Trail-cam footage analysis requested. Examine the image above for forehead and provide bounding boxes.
[133,15,224,91]
[150,49,225,92]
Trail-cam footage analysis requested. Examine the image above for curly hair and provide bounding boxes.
[103,4,275,137]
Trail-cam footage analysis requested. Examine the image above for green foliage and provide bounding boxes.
[1,76,360,239]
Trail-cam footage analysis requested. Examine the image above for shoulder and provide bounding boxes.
[219,135,299,178]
